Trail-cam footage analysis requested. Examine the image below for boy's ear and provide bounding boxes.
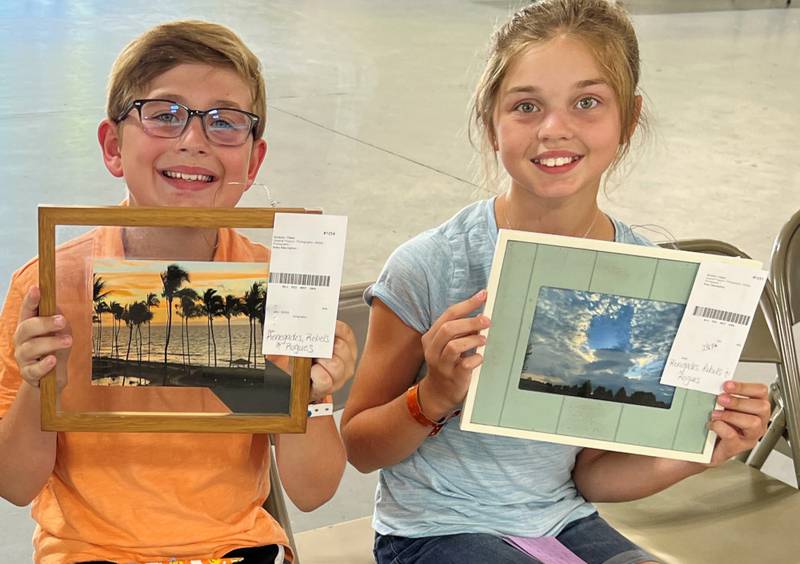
[243,138,268,191]
[98,119,124,178]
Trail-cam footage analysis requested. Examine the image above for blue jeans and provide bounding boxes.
[374,512,658,564]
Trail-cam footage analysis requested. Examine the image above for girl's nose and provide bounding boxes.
[537,109,573,142]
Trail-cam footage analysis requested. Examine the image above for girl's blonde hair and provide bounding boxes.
[107,20,267,139]
[470,0,645,188]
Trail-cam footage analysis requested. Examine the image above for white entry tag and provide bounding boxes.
[660,261,767,394]
[262,213,347,358]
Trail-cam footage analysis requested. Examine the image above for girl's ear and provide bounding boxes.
[98,119,124,178]
[626,95,643,141]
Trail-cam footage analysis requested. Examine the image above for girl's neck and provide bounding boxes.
[497,189,615,242]
[122,226,219,261]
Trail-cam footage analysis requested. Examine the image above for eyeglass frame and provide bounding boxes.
[114,98,261,147]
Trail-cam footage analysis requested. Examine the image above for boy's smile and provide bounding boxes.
[100,63,267,208]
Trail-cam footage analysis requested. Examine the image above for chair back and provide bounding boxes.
[770,213,800,484]
[263,281,373,562]
[661,239,799,484]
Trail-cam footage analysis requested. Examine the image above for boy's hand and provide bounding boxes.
[13,287,71,391]
[708,380,771,466]
[309,320,357,402]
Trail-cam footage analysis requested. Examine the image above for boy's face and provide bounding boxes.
[99,63,267,208]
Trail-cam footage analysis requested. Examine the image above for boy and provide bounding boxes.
[0,20,356,564]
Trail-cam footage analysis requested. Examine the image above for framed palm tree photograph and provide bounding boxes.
[38,206,316,433]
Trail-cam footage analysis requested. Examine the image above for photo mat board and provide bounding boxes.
[38,205,315,433]
[460,230,759,463]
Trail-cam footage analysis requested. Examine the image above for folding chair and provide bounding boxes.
[597,239,800,563]
[264,282,374,564]
[758,209,800,486]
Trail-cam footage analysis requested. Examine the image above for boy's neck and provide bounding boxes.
[122,226,219,261]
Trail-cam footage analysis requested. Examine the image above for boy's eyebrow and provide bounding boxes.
[504,79,609,95]
[148,93,246,109]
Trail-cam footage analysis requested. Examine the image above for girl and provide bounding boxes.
[341,2,770,563]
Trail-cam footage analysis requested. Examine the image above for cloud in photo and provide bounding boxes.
[522,287,684,403]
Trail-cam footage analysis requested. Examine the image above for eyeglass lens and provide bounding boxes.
[138,101,253,145]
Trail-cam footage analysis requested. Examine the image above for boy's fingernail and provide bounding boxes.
[719,395,731,405]
[476,290,487,299]
[62,335,72,346]
[711,410,722,419]
[53,315,65,327]
[724,380,736,392]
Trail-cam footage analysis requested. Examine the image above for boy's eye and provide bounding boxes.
[576,97,599,110]
[514,102,539,114]
[150,112,183,125]
[209,118,235,130]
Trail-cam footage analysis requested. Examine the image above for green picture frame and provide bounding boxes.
[461,230,761,463]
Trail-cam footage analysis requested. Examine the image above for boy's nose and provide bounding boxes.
[176,116,211,153]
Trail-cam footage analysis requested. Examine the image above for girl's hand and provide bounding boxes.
[310,320,357,402]
[708,380,771,466]
[418,290,490,418]
[13,287,71,391]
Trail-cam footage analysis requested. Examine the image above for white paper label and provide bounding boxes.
[262,213,347,358]
[660,261,767,394]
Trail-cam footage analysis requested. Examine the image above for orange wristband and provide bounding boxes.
[406,383,460,437]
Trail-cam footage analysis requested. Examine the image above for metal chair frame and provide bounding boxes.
[661,239,799,486]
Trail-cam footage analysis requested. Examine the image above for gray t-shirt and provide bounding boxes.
[365,198,652,538]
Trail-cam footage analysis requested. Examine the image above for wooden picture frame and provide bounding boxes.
[38,206,316,433]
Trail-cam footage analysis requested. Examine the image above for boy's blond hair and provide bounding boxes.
[107,20,267,139]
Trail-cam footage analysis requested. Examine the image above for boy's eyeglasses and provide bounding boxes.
[115,99,260,147]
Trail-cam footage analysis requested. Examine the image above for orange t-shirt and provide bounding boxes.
[0,226,291,564]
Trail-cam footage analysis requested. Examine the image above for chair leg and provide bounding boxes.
[747,406,786,469]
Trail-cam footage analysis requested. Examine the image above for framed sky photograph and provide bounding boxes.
[38,206,317,433]
[461,230,762,463]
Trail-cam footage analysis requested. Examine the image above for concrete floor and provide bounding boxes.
[1,0,799,560]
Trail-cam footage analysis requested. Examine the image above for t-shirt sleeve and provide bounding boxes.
[364,231,452,335]
[0,270,31,417]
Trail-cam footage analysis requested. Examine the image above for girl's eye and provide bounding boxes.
[515,102,539,114]
[576,97,599,110]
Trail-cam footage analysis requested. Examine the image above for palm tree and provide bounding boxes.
[94,301,111,358]
[255,289,266,367]
[108,301,124,360]
[201,288,224,367]
[92,275,111,357]
[160,265,190,365]
[175,288,199,369]
[222,295,243,367]
[123,306,133,362]
[243,282,265,368]
[144,293,160,362]
[126,301,150,363]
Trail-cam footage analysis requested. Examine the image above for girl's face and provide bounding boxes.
[493,35,624,203]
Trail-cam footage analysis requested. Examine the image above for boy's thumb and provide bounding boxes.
[18,286,41,322]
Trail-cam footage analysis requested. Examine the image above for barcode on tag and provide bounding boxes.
[269,272,331,287]
[693,305,751,326]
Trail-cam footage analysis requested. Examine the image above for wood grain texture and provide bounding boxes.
[39,206,315,433]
